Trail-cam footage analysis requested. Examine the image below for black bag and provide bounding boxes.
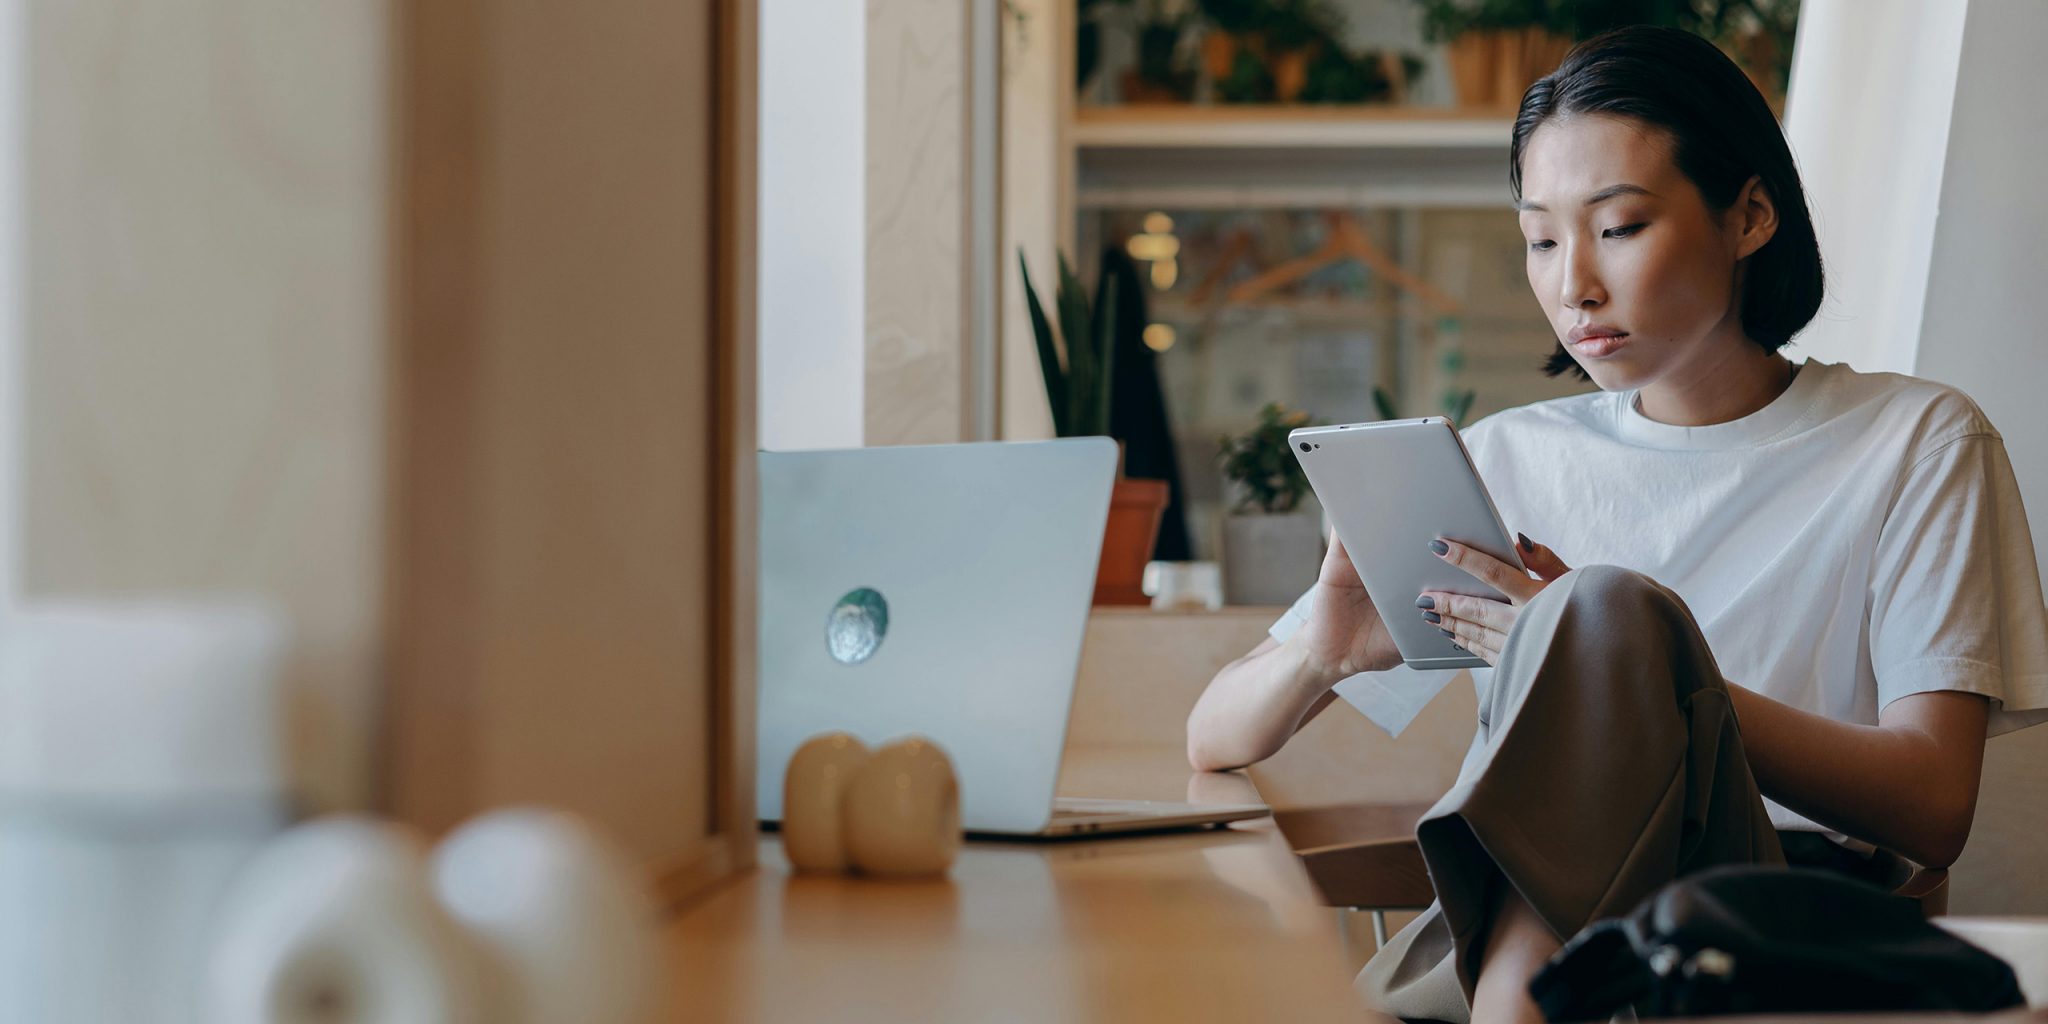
[1528,865,2025,1020]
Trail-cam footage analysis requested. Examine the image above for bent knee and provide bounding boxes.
[1558,564,1683,619]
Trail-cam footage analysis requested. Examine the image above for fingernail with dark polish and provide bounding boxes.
[1415,596,1435,609]
[1438,628,1455,637]
[1422,610,1441,624]
[1518,532,1534,553]
[1430,539,1449,556]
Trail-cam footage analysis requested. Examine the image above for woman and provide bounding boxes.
[1185,26,2048,1024]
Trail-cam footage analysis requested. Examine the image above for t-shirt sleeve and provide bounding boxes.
[1868,433,2048,735]
[1268,586,1460,736]
[1268,587,1317,647]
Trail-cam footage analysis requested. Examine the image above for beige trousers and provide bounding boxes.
[1357,565,1786,1023]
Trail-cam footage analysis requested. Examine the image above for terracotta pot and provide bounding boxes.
[1200,31,1240,84]
[1119,69,1187,106]
[1094,476,1168,606]
[1271,47,1313,103]
[1445,31,1498,109]
[1496,28,1572,108]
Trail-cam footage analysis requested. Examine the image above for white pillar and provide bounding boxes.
[1785,0,2048,583]
[1913,0,2048,580]
[1786,0,2048,916]
[1781,1,1968,375]
[758,0,866,450]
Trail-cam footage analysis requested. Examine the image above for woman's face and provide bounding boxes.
[1516,114,1765,393]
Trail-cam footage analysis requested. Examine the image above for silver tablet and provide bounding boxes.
[1289,417,1526,670]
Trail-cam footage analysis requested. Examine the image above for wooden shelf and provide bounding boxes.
[1075,104,1517,150]
[1073,105,1517,210]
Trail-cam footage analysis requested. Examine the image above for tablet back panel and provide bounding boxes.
[1289,418,1524,670]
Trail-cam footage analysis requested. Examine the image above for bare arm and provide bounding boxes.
[1186,534,1401,772]
[1728,685,1989,868]
[1185,636,1343,772]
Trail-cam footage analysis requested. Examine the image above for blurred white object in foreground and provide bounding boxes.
[205,818,486,1024]
[0,602,289,799]
[208,809,660,1024]
[433,810,661,1024]
[0,602,291,1024]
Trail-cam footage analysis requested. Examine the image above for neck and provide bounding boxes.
[1634,336,1797,427]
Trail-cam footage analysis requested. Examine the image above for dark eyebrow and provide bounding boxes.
[1514,183,1657,213]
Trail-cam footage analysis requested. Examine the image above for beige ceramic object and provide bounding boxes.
[781,732,872,872]
[842,736,961,878]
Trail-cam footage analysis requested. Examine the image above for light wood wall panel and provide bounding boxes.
[864,0,970,445]
[24,1,387,811]
[387,0,757,901]
[999,0,1065,441]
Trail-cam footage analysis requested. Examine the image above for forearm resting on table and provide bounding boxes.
[1727,683,1990,868]
[1186,636,1340,772]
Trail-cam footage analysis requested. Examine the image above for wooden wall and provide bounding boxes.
[865,0,971,446]
[999,0,1068,442]
[24,1,388,812]
[22,0,756,903]
[385,0,756,901]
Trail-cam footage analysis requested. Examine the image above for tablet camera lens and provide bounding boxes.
[1298,441,1312,454]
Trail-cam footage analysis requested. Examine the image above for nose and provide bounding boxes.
[1560,239,1607,311]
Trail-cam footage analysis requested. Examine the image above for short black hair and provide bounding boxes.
[1511,26,1824,380]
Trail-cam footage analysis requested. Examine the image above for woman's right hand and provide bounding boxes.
[1294,533,1402,682]
[1186,531,1397,772]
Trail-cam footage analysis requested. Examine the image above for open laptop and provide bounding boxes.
[755,438,1267,838]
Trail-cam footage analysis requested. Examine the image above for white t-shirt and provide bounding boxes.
[1270,359,2048,833]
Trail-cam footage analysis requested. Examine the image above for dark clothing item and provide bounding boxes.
[1528,865,2023,1020]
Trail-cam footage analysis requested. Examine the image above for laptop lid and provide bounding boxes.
[755,438,1118,834]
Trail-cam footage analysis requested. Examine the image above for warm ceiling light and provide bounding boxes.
[1125,233,1180,263]
[1150,258,1179,290]
[1143,211,1174,234]
[1142,323,1176,352]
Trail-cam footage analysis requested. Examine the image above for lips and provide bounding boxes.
[1567,324,1629,358]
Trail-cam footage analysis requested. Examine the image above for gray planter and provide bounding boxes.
[1221,511,1325,607]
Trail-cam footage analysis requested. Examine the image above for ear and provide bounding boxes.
[1731,174,1780,261]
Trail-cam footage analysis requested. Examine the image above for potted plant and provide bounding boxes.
[1411,0,1572,108]
[1261,0,1336,102]
[1077,0,1119,92]
[1019,250,1170,606]
[1196,0,1264,88]
[1122,1,1198,103]
[1414,1,1787,110]
[1217,403,1326,606]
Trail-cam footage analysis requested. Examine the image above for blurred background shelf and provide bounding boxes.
[1075,105,1516,209]
[1074,105,1516,149]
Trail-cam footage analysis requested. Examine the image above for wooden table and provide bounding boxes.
[663,746,1383,1023]
[662,744,2048,1022]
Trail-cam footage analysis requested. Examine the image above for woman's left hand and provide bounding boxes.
[1418,534,1572,666]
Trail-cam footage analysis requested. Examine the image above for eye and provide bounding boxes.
[1527,239,1556,253]
[1602,223,1647,239]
